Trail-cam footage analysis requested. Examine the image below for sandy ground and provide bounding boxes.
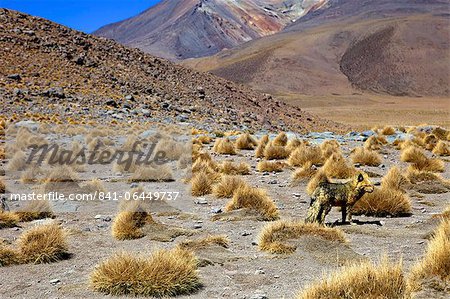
[278,93,450,130]
[1,130,449,299]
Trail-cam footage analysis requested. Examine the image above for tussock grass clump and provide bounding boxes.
[43,165,80,182]
[0,244,21,267]
[130,165,174,182]
[235,133,257,150]
[432,127,449,140]
[212,176,247,198]
[0,211,20,229]
[263,142,289,160]
[381,166,410,191]
[273,132,288,146]
[423,134,438,150]
[90,248,201,297]
[291,162,317,186]
[432,141,450,156]
[225,185,279,221]
[190,170,216,196]
[351,147,382,166]
[320,140,341,159]
[112,201,155,241]
[255,135,269,158]
[6,150,26,171]
[15,200,54,222]
[408,219,450,293]
[258,220,346,254]
[286,138,307,153]
[177,235,230,250]
[18,224,69,264]
[213,138,237,155]
[406,167,448,185]
[381,126,396,135]
[364,136,384,151]
[288,144,323,167]
[219,161,250,175]
[155,139,184,160]
[0,179,5,193]
[353,188,412,217]
[297,257,406,299]
[306,169,328,195]
[401,146,426,162]
[83,179,107,195]
[20,164,42,183]
[256,161,285,173]
[322,153,356,179]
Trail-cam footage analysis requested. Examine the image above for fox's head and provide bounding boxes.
[353,171,374,194]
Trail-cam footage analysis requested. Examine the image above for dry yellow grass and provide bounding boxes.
[255,135,269,158]
[432,127,449,140]
[352,187,412,217]
[90,248,201,297]
[212,176,247,198]
[177,235,230,250]
[297,257,406,299]
[83,179,107,195]
[15,200,54,222]
[256,161,285,173]
[225,185,279,221]
[432,141,450,156]
[190,170,215,196]
[381,166,410,191]
[364,136,384,151]
[213,138,237,155]
[320,140,341,159]
[0,244,21,267]
[0,211,20,229]
[273,132,288,146]
[6,150,26,171]
[155,138,185,160]
[263,142,289,160]
[130,164,174,182]
[322,153,356,179]
[406,167,449,185]
[112,201,155,241]
[235,133,257,150]
[286,138,307,153]
[306,169,328,195]
[288,144,323,167]
[408,219,450,293]
[351,147,382,166]
[219,161,250,175]
[423,134,438,150]
[0,178,5,193]
[380,126,395,135]
[43,165,80,182]
[291,162,317,186]
[258,220,346,254]
[401,145,445,172]
[17,224,69,264]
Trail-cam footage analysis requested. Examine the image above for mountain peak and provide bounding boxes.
[94,0,327,60]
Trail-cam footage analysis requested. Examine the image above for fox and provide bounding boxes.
[305,171,374,225]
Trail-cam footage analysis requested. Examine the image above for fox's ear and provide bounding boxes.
[358,174,364,182]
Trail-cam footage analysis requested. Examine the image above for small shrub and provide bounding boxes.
[255,135,269,158]
[432,141,450,156]
[258,220,346,254]
[235,133,257,150]
[351,147,382,166]
[0,211,19,229]
[288,144,323,167]
[130,165,174,182]
[191,170,215,196]
[15,200,54,222]
[297,257,406,299]
[291,162,317,186]
[225,185,279,221]
[263,142,289,160]
[381,126,396,135]
[90,248,201,297]
[322,153,356,179]
[408,219,450,293]
[352,187,412,217]
[17,224,69,264]
[177,235,230,250]
[273,132,288,146]
[256,161,285,173]
[213,138,237,155]
[219,161,250,175]
[212,176,247,198]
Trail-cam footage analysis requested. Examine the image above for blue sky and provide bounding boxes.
[0,0,160,33]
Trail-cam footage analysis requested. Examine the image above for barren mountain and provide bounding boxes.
[94,0,327,60]
[0,8,346,133]
[187,0,450,97]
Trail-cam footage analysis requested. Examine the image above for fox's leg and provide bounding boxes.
[341,206,347,224]
[320,203,332,224]
[347,206,354,223]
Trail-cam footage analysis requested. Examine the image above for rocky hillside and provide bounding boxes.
[0,9,345,133]
[94,0,327,60]
[187,0,450,97]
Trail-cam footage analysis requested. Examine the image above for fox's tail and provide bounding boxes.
[305,199,325,224]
